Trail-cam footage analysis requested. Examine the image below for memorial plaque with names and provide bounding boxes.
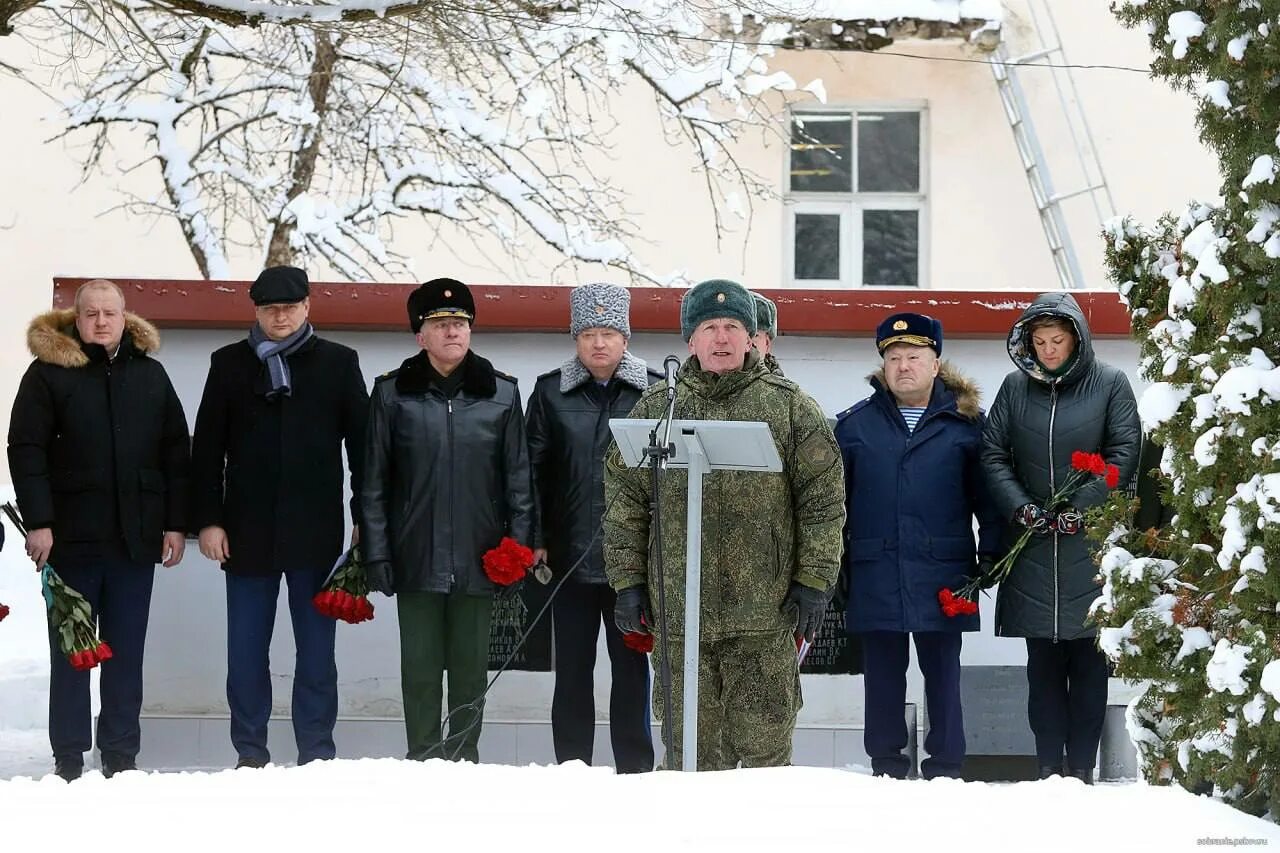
[486,578,554,671]
[800,587,862,675]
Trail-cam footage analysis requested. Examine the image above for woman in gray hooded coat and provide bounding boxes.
[981,292,1140,784]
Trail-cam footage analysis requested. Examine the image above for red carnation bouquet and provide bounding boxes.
[482,536,534,587]
[2,502,112,670]
[313,547,375,624]
[938,451,1121,617]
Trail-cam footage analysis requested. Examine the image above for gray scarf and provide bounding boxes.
[248,321,314,400]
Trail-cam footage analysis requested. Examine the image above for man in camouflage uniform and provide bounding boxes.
[604,278,845,770]
[749,291,783,376]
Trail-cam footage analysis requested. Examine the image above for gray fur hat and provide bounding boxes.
[569,282,631,339]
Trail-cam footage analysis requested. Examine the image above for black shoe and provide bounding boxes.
[1038,765,1063,780]
[102,756,137,779]
[1067,768,1094,785]
[53,759,82,782]
[235,757,267,769]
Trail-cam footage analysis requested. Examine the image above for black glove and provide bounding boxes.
[1055,507,1084,535]
[364,560,395,596]
[1013,503,1055,537]
[614,586,650,635]
[975,556,999,590]
[495,576,525,602]
[782,582,828,644]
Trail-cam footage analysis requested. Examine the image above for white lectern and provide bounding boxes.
[609,417,783,771]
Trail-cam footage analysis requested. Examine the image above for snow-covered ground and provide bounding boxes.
[3,489,1279,848]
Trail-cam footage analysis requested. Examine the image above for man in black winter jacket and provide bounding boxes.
[190,266,368,769]
[361,278,534,763]
[8,279,190,781]
[526,282,659,773]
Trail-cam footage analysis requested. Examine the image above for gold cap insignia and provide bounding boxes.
[716,292,726,303]
[444,289,453,298]
[595,304,605,315]
[893,320,908,331]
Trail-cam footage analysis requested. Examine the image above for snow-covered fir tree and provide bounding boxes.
[1091,0,1280,820]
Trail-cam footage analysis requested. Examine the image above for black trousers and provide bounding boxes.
[861,631,965,779]
[48,558,155,767]
[1025,637,1109,771]
[551,582,654,773]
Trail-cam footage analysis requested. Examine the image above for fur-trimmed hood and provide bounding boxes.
[27,308,160,368]
[869,360,981,420]
[558,350,652,394]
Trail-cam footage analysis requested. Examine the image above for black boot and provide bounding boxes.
[1067,768,1094,785]
[235,757,267,769]
[54,759,83,782]
[1037,765,1063,780]
[102,754,137,778]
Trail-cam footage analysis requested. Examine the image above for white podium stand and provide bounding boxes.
[609,418,783,771]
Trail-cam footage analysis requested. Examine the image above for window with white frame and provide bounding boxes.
[786,107,926,288]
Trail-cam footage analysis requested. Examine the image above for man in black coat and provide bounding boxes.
[8,279,190,781]
[190,266,368,768]
[526,282,658,773]
[361,278,534,763]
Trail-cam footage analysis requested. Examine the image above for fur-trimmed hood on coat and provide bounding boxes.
[869,360,981,420]
[27,308,161,368]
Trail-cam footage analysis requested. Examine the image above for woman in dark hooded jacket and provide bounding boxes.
[981,292,1140,784]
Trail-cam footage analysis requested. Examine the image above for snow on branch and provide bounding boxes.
[28,0,823,280]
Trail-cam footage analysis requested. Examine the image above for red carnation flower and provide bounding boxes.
[95,642,113,663]
[938,587,977,618]
[483,537,534,587]
[1070,451,1091,472]
[312,549,379,625]
[0,603,9,623]
[1105,464,1120,489]
[622,632,654,654]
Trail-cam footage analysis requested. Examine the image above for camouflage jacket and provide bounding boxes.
[604,349,845,641]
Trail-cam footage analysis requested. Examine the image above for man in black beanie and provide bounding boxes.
[190,265,369,769]
[360,277,534,763]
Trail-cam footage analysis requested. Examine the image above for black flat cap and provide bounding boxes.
[250,266,310,306]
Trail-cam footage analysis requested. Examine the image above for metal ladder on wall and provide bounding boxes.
[990,0,1116,290]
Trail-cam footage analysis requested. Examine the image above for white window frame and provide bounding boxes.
[783,102,929,289]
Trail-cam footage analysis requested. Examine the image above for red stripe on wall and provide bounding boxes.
[51,279,1133,338]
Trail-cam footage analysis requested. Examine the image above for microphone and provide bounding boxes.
[664,355,680,397]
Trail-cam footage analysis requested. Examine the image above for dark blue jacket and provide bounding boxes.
[835,364,1003,633]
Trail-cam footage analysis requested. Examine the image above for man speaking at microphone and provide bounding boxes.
[603,278,845,770]
[526,282,661,773]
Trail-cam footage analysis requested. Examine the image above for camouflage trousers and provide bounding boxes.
[651,629,801,771]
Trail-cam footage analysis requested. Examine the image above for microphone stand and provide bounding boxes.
[646,364,679,767]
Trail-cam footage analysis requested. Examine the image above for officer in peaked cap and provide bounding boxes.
[363,275,534,764]
[875,311,943,356]
[834,309,1002,780]
[406,278,476,332]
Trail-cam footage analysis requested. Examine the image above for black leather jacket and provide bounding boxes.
[526,352,660,583]
[360,350,534,595]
